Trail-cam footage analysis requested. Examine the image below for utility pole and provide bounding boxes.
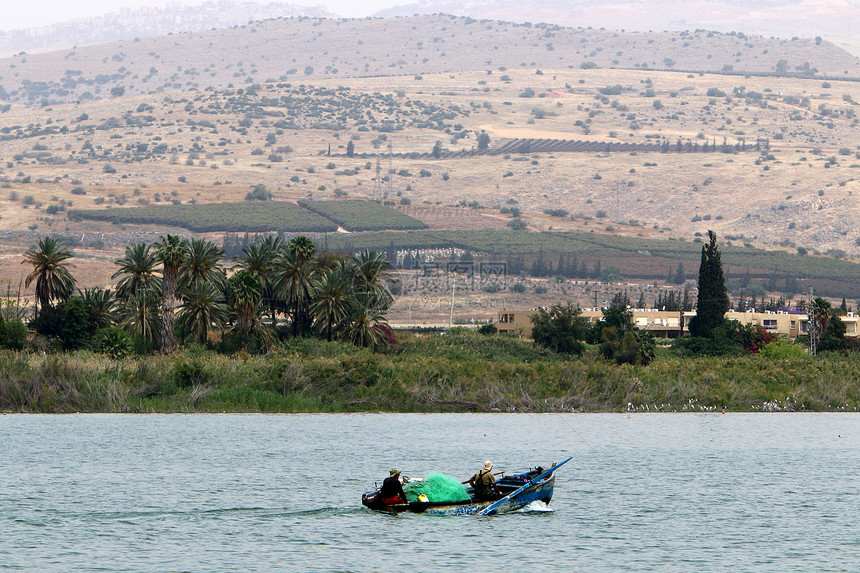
[449,274,456,328]
[373,154,382,199]
[386,142,394,198]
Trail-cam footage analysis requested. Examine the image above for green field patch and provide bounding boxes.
[298,199,428,232]
[325,229,860,298]
[69,202,338,233]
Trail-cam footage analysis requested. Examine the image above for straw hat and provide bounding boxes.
[483,460,493,470]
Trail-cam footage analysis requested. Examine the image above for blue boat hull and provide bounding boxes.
[362,472,555,516]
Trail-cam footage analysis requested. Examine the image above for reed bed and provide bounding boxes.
[1,333,858,413]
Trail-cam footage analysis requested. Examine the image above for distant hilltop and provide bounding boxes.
[1,14,857,106]
[376,0,860,43]
[0,1,335,55]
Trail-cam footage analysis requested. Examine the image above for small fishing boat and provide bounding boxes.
[362,457,572,516]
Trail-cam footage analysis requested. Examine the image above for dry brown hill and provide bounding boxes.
[378,0,860,52]
[1,14,857,105]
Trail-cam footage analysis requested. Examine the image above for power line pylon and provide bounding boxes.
[386,142,394,198]
[807,286,817,356]
[373,154,382,200]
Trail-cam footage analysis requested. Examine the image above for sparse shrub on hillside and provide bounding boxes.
[508,218,527,230]
[245,184,272,201]
[543,209,569,218]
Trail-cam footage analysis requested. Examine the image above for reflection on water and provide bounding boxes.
[1,413,859,571]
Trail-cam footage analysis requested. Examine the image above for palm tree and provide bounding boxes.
[81,287,116,329]
[274,248,315,337]
[310,261,355,342]
[288,235,316,265]
[228,270,262,336]
[117,290,160,345]
[227,270,276,348]
[179,238,227,294]
[178,281,229,344]
[154,234,188,354]
[236,235,283,321]
[352,250,394,310]
[344,295,392,351]
[22,236,77,316]
[111,242,161,301]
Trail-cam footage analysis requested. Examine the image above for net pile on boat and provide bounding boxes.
[404,473,470,503]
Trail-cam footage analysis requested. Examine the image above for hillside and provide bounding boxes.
[0,2,335,56]
[1,14,858,106]
[0,14,858,319]
[378,0,860,53]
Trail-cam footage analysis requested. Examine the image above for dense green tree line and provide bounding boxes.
[7,235,394,355]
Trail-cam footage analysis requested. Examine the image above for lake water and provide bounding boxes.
[2,413,859,571]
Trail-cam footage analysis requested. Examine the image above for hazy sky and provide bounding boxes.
[5,0,399,29]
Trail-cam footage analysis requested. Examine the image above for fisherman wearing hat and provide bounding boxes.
[468,460,501,500]
[379,468,408,505]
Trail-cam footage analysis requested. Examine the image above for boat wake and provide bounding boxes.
[518,500,553,513]
[23,506,366,525]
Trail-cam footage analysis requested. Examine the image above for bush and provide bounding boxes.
[59,298,97,351]
[245,184,272,201]
[173,356,211,388]
[132,334,153,356]
[758,339,807,360]
[30,307,64,339]
[478,323,497,335]
[508,218,527,230]
[601,329,655,366]
[1,318,27,350]
[93,327,132,358]
[672,336,743,357]
[530,303,588,355]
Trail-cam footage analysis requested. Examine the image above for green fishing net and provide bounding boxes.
[404,473,471,503]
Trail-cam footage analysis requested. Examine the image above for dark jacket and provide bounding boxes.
[380,475,406,502]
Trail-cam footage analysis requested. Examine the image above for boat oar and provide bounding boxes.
[476,456,573,516]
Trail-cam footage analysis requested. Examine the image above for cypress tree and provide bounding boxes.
[672,261,685,284]
[688,230,729,338]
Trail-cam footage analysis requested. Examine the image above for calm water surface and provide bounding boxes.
[1,413,859,571]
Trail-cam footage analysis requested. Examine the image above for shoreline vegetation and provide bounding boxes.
[4,232,857,415]
[2,330,859,414]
